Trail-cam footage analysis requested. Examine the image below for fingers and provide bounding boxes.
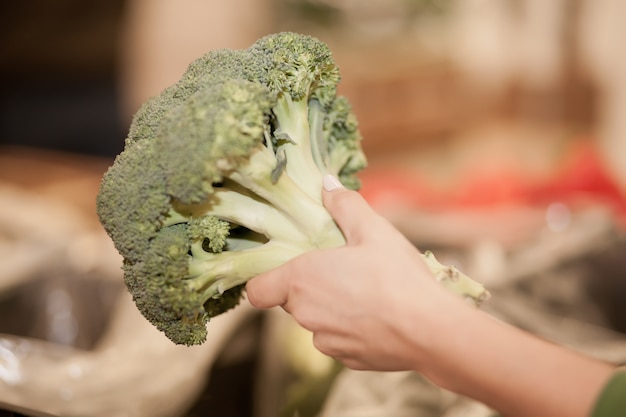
[322,175,383,244]
[245,267,289,309]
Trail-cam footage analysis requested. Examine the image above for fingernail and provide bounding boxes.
[323,174,344,191]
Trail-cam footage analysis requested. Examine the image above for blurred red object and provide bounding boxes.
[359,140,626,220]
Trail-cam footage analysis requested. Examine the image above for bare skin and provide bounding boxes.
[246,175,615,417]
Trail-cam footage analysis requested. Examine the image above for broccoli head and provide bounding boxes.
[97,32,489,346]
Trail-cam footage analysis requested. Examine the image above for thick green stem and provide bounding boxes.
[229,145,341,247]
[421,251,490,306]
[188,241,306,299]
[175,188,308,245]
[307,99,329,172]
[273,95,323,201]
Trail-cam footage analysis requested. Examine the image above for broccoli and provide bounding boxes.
[97,32,489,346]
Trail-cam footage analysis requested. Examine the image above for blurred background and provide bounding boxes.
[1,1,626,416]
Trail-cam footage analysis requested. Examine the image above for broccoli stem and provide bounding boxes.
[229,145,344,248]
[188,240,306,299]
[175,188,308,245]
[421,251,491,306]
[307,98,330,172]
[161,209,189,228]
[272,94,324,201]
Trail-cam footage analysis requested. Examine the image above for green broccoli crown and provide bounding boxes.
[98,31,489,346]
[125,223,208,346]
[188,216,230,254]
[157,79,276,205]
[96,140,170,263]
[177,48,256,97]
[248,32,340,107]
[96,32,367,346]
[323,96,367,188]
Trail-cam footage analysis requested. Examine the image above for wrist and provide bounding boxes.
[416,301,496,392]
[406,299,614,417]
[392,283,476,381]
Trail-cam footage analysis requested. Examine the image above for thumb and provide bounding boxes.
[322,174,381,244]
[246,267,289,309]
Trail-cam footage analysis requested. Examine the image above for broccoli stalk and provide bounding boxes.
[96,32,489,346]
[422,251,489,304]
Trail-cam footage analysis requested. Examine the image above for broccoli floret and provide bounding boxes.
[97,32,489,346]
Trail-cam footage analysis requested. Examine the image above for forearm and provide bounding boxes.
[409,296,614,417]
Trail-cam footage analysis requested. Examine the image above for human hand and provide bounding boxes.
[248,175,617,417]
[246,175,464,372]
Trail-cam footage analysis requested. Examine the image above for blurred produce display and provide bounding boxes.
[2,0,626,416]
